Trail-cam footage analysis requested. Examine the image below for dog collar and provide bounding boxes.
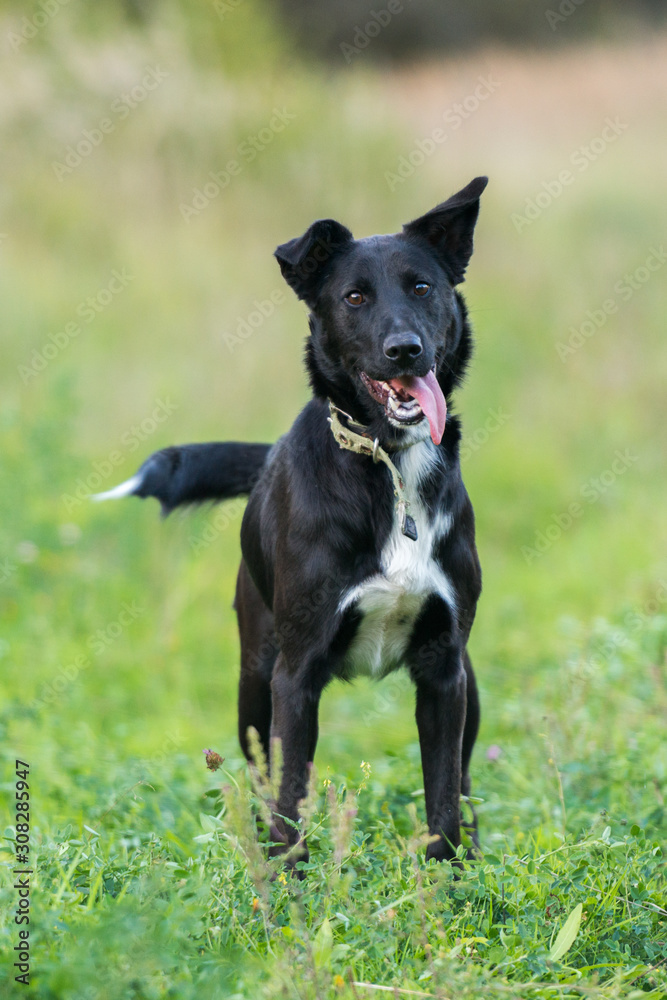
[327,401,420,541]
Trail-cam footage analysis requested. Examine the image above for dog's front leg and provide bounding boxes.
[268,654,322,874]
[414,661,467,863]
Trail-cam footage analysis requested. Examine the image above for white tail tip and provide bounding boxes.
[91,473,143,502]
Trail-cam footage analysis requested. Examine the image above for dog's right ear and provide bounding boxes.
[275,219,353,309]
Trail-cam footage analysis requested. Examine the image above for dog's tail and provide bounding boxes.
[92,442,272,516]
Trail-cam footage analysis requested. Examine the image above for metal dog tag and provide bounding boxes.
[398,501,418,541]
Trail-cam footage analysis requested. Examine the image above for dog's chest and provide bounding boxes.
[339,442,455,678]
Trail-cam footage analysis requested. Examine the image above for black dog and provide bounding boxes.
[96,176,487,868]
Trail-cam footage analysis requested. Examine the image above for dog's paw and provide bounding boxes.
[425,834,458,865]
[424,832,478,872]
[268,824,309,879]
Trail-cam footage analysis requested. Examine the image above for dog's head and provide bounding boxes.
[275,177,487,446]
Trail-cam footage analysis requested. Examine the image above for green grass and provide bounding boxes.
[1,5,666,997]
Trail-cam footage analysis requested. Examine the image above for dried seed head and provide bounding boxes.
[202,748,224,771]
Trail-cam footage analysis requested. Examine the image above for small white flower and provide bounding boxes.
[58,523,82,546]
[16,541,38,563]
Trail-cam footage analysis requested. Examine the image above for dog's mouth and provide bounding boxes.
[360,369,447,445]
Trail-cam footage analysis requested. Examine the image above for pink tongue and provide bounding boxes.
[389,370,447,445]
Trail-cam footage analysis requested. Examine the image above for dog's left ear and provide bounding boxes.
[403,176,488,285]
[275,218,353,309]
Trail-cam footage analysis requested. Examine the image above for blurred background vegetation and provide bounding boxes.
[0,0,666,993]
[277,0,667,62]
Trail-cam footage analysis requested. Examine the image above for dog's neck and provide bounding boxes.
[327,401,430,454]
[327,401,428,541]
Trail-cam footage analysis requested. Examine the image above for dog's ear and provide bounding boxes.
[275,219,353,308]
[403,176,488,285]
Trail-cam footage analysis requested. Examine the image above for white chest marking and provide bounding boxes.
[339,441,456,678]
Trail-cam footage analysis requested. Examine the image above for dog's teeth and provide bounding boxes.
[390,398,419,414]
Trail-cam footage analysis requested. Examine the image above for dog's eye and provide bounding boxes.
[344,291,365,307]
[413,282,431,297]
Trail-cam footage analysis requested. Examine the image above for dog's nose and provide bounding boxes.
[383,332,423,364]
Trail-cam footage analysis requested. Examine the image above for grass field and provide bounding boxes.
[1,5,666,997]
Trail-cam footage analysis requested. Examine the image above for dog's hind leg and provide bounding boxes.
[461,649,480,854]
[234,560,276,765]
